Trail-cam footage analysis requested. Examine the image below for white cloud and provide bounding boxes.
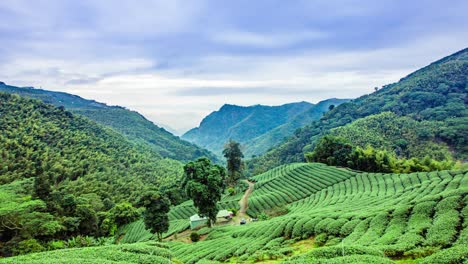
[212,30,328,47]
[2,32,466,132]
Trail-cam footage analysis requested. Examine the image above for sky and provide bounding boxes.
[0,1,467,134]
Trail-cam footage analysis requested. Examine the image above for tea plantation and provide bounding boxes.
[2,163,466,263]
[166,163,467,263]
[0,242,174,264]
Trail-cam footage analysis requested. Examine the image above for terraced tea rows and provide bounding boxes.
[247,163,355,216]
[117,182,246,243]
[0,242,174,264]
[167,164,467,263]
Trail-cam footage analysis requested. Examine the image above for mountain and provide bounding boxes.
[0,83,216,162]
[0,92,184,256]
[247,48,468,175]
[244,98,350,157]
[182,99,348,157]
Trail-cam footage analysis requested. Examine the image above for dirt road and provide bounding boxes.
[238,180,254,219]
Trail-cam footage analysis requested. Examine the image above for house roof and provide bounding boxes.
[190,214,207,222]
[189,210,232,222]
[216,210,231,218]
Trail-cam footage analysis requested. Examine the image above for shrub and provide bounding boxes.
[190,232,200,242]
[13,239,44,255]
[420,245,468,264]
[314,233,328,247]
[47,240,66,251]
[229,207,238,216]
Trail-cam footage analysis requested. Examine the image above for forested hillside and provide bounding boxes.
[331,112,454,160]
[183,99,348,157]
[0,83,216,162]
[0,93,183,256]
[248,48,468,174]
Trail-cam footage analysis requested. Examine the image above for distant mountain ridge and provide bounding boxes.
[182,99,349,156]
[0,83,216,162]
[247,48,468,174]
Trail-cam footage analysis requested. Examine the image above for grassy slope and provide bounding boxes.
[0,83,216,162]
[165,163,467,263]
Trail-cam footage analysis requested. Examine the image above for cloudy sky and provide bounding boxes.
[0,0,467,134]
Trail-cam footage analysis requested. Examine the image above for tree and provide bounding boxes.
[182,158,226,227]
[109,202,139,226]
[222,140,244,186]
[328,104,335,111]
[137,192,170,241]
[33,173,52,201]
[305,135,353,166]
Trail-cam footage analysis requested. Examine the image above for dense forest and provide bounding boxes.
[0,83,216,162]
[0,93,184,256]
[247,48,468,175]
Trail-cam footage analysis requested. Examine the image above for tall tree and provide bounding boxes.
[222,140,244,186]
[137,192,171,241]
[305,135,353,166]
[182,158,226,227]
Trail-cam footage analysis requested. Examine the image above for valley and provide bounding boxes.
[0,22,466,264]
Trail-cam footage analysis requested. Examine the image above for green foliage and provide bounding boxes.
[305,135,353,166]
[0,242,174,264]
[227,187,236,196]
[248,48,468,174]
[305,135,457,173]
[0,82,216,162]
[246,163,354,217]
[419,244,468,264]
[330,112,454,160]
[0,93,185,256]
[165,164,467,263]
[190,232,200,242]
[13,239,45,256]
[223,140,244,186]
[229,207,238,216]
[314,233,328,247]
[109,202,140,227]
[137,192,171,241]
[182,158,226,226]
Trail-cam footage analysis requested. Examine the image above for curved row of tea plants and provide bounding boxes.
[167,164,467,263]
[0,241,174,264]
[247,163,355,217]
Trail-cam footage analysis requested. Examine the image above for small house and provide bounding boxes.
[189,210,233,229]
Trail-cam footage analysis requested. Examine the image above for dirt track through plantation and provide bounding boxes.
[238,180,254,219]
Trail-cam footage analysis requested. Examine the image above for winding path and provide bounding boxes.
[238,180,255,219]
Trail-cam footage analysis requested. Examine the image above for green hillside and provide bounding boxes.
[166,163,467,263]
[3,161,467,263]
[0,241,174,264]
[0,82,216,162]
[330,112,454,160]
[248,48,468,174]
[0,93,183,256]
[183,99,347,157]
